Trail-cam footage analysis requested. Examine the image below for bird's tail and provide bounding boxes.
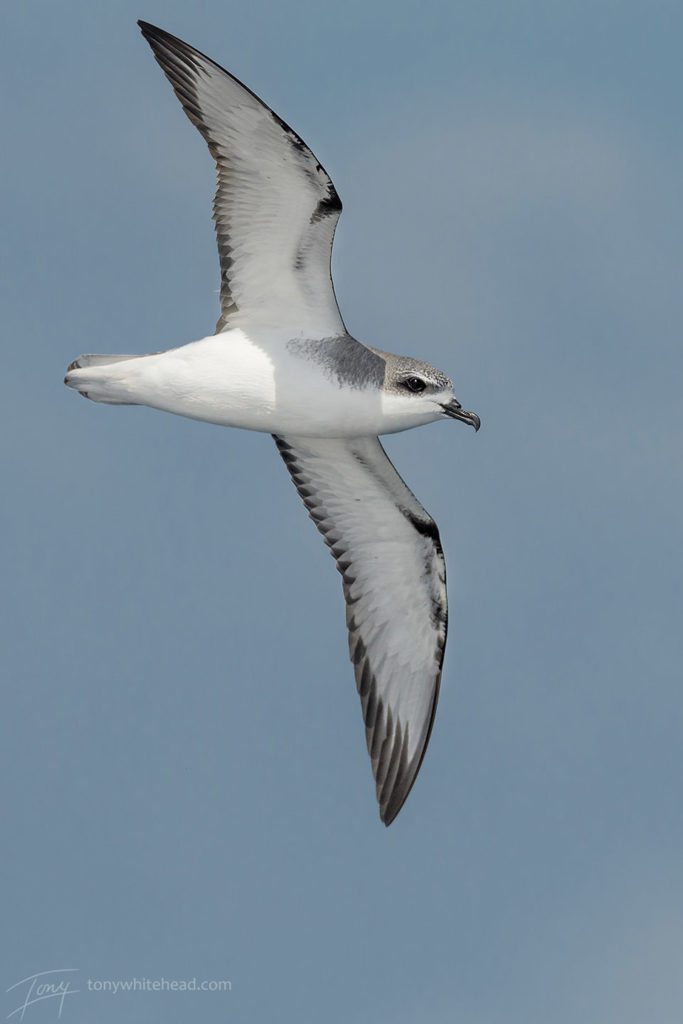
[64,353,144,405]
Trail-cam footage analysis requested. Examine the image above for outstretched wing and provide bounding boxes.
[274,434,448,825]
[139,22,345,337]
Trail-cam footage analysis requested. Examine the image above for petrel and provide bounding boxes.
[65,22,480,825]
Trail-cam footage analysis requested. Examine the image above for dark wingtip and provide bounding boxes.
[137,21,178,48]
[379,783,409,826]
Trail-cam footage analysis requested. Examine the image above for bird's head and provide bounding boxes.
[383,356,480,432]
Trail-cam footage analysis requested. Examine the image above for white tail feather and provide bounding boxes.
[64,354,145,405]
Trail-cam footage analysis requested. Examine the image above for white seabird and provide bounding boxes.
[65,21,480,825]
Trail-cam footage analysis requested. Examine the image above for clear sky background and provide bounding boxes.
[2,1,682,1021]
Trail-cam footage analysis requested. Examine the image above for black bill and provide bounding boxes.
[441,399,481,432]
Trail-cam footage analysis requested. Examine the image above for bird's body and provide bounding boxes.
[65,22,480,825]
[67,330,451,437]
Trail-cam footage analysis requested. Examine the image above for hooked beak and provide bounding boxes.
[441,398,481,432]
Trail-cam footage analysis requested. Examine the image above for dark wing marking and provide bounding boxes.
[274,434,448,825]
[139,22,345,336]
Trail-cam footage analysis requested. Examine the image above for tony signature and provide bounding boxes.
[6,969,79,1020]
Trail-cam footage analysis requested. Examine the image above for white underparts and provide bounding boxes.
[65,330,445,437]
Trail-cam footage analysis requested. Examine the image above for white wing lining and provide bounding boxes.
[139,21,345,337]
[274,434,448,825]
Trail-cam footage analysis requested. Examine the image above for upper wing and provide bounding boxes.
[274,434,448,825]
[139,22,345,337]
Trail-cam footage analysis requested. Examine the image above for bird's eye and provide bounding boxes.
[401,376,427,393]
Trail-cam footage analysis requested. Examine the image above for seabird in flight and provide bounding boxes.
[65,22,480,825]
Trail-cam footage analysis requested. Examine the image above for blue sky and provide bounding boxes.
[2,1,682,1021]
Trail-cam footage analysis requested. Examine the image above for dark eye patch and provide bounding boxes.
[401,376,427,393]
